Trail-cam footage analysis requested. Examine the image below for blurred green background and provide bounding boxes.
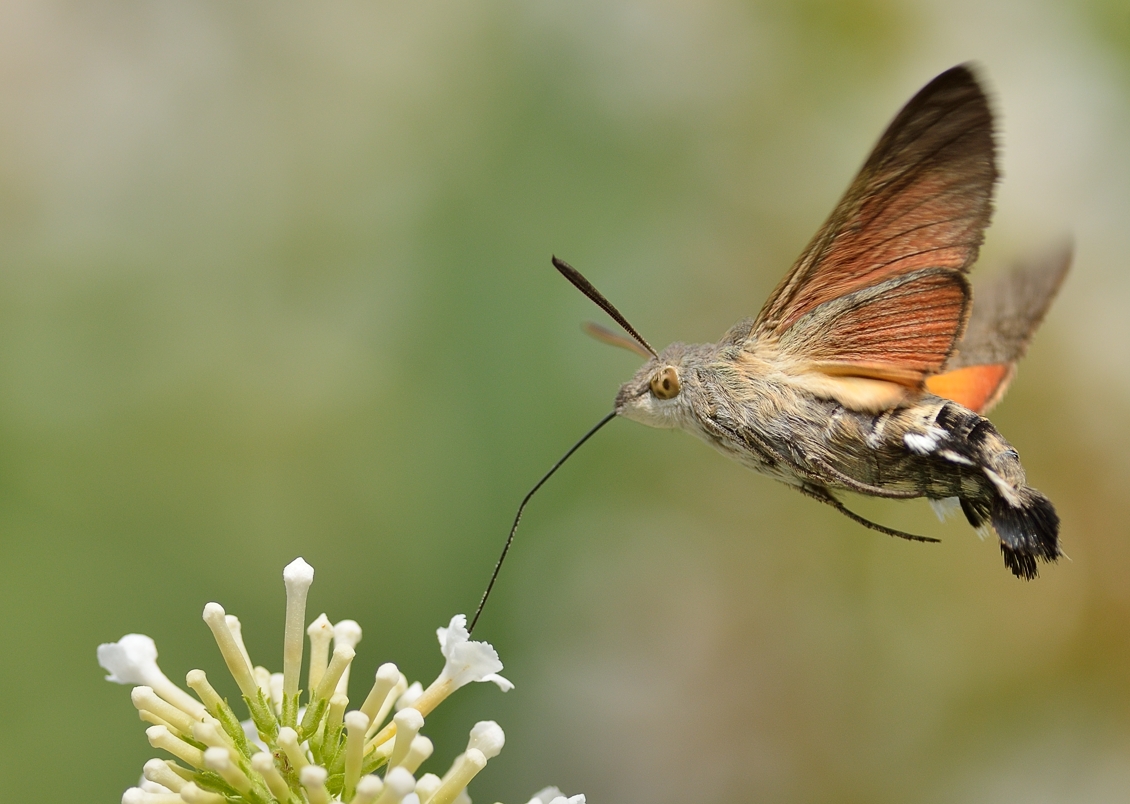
[3,1,1130,802]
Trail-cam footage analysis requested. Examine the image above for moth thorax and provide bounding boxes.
[650,365,681,400]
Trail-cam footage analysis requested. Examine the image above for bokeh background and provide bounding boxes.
[3,1,1130,802]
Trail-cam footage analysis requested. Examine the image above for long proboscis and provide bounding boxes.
[468,410,618,635]
[552,256,658,358]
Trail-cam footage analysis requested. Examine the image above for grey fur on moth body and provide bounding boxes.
[614,321,1060,579]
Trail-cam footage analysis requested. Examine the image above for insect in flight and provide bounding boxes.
[470,64,1068,633]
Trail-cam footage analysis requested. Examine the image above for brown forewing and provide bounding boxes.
[754,64,996,341]
[778,268,970,385]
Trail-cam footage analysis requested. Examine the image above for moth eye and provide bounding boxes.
[649,366,681,400]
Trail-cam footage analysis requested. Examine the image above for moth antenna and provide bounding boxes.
[469,410,618,635]
[552,256,658,359]
[582,321,653,358]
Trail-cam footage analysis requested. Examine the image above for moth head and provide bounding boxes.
[551,257,693,427]
[613,344,697,429]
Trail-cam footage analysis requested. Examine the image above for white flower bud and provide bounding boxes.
[379,766,416,803]
[283,557,315,697]
[352,774,384,804]
[467,720,505,759]
[306,613,333,691]
[395,681,423,711]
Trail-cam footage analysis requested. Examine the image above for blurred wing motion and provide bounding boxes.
[926,244,1072,413]
[582,320,652,358]
[754,65,996,392]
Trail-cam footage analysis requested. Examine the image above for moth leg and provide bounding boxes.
[798,483,940,544]
[807,456,923,500]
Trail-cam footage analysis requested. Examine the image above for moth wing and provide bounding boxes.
[926,243,1071,413]
[582,320,653,358]
[754,65,996,337]
[943,244,1071,369]
[778,267,970,386]
[924,364,1012,413]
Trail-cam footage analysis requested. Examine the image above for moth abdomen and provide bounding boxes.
[921,401,1062,579]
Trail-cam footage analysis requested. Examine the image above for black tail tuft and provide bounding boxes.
[1000,544,1039,580]
[992,490,1060,580]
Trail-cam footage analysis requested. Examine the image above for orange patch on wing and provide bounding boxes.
[926,363,1010,413]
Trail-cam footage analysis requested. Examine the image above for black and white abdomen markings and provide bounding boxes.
[901,400,1022,496]
[842,398,1027,502]
[874,397,1059,578]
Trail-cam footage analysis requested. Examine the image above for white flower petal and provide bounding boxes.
[436,614,468,652]
[525,788,586,804]
[435,615,513,691]
[98,634,161,685]
[482,672,514,691]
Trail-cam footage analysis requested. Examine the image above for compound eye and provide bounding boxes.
[649,366,681,400]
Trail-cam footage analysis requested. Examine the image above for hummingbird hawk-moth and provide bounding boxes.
[470,64,1068,633]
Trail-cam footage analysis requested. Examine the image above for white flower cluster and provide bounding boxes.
[98,557,583,804]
